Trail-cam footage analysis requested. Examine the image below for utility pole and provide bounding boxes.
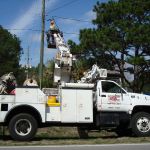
[26,46,30,79]
[25,46,31,79]
[39,0,45,89]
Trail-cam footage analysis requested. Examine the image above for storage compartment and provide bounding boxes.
[60,83,93,123]
[46,107,61,121]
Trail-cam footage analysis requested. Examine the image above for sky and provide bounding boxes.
[0,0,108,67]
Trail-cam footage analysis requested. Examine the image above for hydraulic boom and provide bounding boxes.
[47,20,72,83]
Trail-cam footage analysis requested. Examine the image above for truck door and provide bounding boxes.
[98,81,131,112]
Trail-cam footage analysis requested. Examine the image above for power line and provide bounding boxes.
[6,28,79,35]
[46,0,80,15]
[53,16,92,23]
[63,32,79,35]
[6,28,41,32]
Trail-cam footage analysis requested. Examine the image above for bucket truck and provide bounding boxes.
[0,22,149,141]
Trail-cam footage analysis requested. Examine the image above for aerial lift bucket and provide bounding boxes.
[47,43,56,49]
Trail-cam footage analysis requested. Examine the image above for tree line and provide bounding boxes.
[0,0,149,92]
[68,0,150,92]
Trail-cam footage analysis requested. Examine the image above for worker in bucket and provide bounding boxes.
[50,20,57,31]
[47,20,58,46]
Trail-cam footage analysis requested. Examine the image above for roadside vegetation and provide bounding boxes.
[0,127,150,146]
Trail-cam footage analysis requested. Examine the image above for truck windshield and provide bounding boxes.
[102,81,126,94]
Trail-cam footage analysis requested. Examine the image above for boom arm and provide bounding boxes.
[78,64,107,83]
[47,23,72,84]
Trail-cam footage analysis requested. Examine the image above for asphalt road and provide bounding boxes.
[0,144,150,150]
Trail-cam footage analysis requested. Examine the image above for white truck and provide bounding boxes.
[0,77,150,141]
[0,22,149,141]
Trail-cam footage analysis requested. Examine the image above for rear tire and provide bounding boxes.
[131,112,150,137]
[8,113,37,141]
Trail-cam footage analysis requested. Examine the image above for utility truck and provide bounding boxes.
[0,22,149,141]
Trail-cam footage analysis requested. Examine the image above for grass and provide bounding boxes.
[0,127,150,146]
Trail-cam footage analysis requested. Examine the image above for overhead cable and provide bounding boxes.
[46,0,80,15]
[6,28,79,35]
[6,28,41,32]
[53,16,92,23]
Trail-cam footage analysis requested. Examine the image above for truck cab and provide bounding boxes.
[96,80,132,112]
[95,80,150,137]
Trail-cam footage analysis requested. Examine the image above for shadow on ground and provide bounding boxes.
[0,133,118,141]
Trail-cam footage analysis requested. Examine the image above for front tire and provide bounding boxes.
[8,113,37,141]
[131,112,150,137]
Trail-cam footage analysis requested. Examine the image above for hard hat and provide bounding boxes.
[51,20,55,24]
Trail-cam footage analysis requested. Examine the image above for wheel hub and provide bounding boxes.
[15,119,32,136]
[137,117,150,133]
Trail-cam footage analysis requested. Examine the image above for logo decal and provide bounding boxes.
[108,95,120,103]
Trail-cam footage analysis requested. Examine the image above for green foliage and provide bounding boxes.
[72,59,89,81]
[69,0,150,92]
[0,26,22,77]
[27,60,55,88]
[42,60,55,88]
[17,68,26,86]
[126,56,146,65]
[68,40,83,55]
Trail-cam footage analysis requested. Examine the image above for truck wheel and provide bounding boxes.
[77,127,88,139]
[131,112,150,137]
[8,113,37,141]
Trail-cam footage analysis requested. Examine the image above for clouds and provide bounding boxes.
[85,10,96,20]
[6,0,97,66]
[9,0,58,66]
[32,33,41,42]
[57,9,96,43]
[10,1,39,35]
[10,0,57,36]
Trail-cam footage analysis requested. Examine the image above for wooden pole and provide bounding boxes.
[39,0,45,89]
